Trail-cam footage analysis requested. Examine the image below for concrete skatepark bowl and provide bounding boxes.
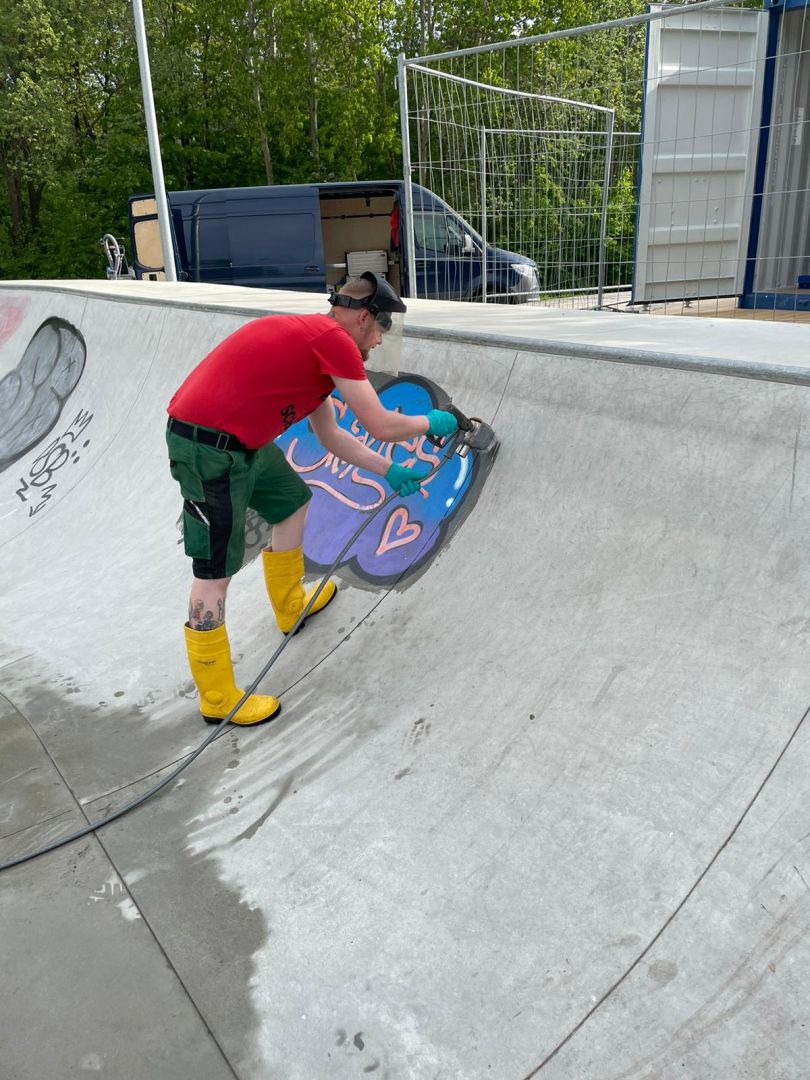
[1,281,810,1079]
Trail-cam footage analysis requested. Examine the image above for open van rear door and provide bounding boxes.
[128,196,177,280]
[634,5,768,302]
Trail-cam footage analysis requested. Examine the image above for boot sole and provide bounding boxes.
[202,701,282,727]
[284,583,337,637]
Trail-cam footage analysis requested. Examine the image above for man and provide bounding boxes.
[166,272,458,726]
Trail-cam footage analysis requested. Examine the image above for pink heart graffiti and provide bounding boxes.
[376,506,422,556]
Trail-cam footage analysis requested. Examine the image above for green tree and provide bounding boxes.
[0,0,74,273]
[0,0,651,281]
[0,0,145,277]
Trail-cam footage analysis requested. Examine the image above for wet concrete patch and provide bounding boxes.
[1,828,236,1080]
[0,691,76,838]
[1,655,206,805]
[81,756,270,1076]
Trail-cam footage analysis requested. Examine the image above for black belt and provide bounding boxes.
[167,418,248,453]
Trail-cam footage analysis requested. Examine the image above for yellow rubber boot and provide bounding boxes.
[262,546,336,635]
[184,624,280,726]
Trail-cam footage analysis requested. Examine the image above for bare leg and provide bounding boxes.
[261,502,336,632]
[267,504,309,554]
[188,576,231,630]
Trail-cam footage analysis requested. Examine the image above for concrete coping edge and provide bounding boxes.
[2,281,809,389]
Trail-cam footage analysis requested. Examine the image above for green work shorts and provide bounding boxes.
[166,423,311,579]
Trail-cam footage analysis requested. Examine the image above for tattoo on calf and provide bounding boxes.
[189,597,225,630]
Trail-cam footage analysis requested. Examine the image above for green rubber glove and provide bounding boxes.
[385,462,429,497]
[426,409,459,438]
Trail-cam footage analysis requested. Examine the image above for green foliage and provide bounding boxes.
[1,0,649,280]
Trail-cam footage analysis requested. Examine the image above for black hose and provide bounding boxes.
[0,431,464,872]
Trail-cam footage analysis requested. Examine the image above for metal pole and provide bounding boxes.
[480,126,488,305]
[132,0,177,282]
[397,52,418,299]
[597,110,615,310]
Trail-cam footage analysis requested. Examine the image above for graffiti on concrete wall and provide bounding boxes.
[0,317,87,474]
[0,297,28,348]
[173,373,492,587]
[275,373,485,586]
[15,409,94,517]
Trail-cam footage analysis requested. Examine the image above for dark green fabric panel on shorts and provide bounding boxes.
[166,427,313,576]
[247,441,312,525]
[166,427,251,576]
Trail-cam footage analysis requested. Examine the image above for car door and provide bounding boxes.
[413,209,478,300]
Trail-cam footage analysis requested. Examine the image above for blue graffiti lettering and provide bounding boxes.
[275,375,476,585]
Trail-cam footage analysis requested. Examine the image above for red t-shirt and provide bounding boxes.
[168,313,366,448]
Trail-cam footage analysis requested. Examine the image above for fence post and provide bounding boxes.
[480,126,488,305]
[397,53,418,300]
[598,110,615,310]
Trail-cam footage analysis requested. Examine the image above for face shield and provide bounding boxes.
[370,309,405,376]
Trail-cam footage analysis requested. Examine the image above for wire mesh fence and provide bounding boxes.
[398,0,810,321]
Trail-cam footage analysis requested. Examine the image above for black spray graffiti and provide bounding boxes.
[0,318,86,473]
[16,409,94,517]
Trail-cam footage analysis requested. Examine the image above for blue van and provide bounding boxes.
[127,181,540,303]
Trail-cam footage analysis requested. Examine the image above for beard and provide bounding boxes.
[359,348,370,363]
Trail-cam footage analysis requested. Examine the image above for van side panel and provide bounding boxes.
[175,188,325,290]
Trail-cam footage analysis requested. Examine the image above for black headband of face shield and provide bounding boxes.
[328,271,406,331]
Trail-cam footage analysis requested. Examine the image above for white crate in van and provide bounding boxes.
[345,249,388,277]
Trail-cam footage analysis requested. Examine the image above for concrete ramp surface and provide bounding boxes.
[1,282,810,1080]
